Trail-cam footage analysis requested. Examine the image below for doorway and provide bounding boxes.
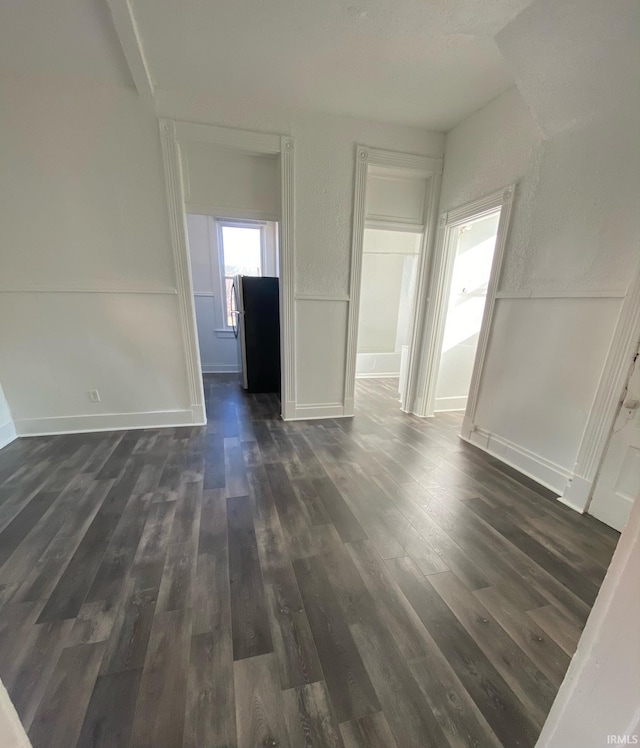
[158,120,296,423]
[433,210,501,413]
[588,343,640,531]
[345,146,443,417]
[355,228,422,403]
[416,186,515,428]
[186,216,279,377]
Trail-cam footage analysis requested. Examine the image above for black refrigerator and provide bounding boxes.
[231,275,281,394]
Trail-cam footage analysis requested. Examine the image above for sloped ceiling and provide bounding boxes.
[2,0,636,134]
[129,0,537,129]
[496,0,640,136]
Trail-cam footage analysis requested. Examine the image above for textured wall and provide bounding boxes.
[157,90,445,298]
[0,73,192,431]
[439,0,640,491]
[438,85,542,293]
[157,90,444,410]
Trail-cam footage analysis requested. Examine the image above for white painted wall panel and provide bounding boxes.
[186,214,239,373]
[0,74,194,434]
[357,229,420,378]
[0,72,443,433]
[186,214,216,295]
[296,299,348,406]
[365,174,426,225]
[357,253,405,353]
[0,75,175,291]
[362,229,421,256]
[440,79,639,493]
[182,143,279,217]
[0,292,190,425]
[474,297,621,472]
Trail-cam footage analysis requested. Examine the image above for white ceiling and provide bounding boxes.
[0,0,132,87]
[132,0,534,129]
[0,0,538,130]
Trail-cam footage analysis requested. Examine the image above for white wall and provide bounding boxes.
[536,497,639,748]
[357,230,420,378]
[439,65,640,494]
[0,679,31,748]
[182,144,280,219]
[0,71,442,432]
[0,73,194,434]
[0,382,16,450]
[365,173,427,228]
[157,89,445,413]
[186,214,239,374]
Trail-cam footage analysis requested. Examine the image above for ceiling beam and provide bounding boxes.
[106,0,155,108]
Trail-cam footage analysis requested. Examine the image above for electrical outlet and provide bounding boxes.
[88,390,101,402]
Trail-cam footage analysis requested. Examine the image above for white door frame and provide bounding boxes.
[345,146,443,416]
[158,120,296,422]
[413,185,516,425]
[563,258,640,512]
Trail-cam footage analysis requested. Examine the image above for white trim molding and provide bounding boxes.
[105,0,155,109]
[434,395,468,412]
[202,364,240,374]
[295,294,351,302]
[496,289,626,300]
[417,185,516,422]
[174,121,281,155]
[561,259,640,512]
[355,373,401,380]
[159,119,207,426]
[290,403,345,421]
[16,409,198,437]
[344,145,443,418]
[184,205,279,223]
[402,170,442,414]
[279,136,296,421]
[0,286,177,295]
[159,119,296,423]
[462,427,570,495]
[0,419,17,450]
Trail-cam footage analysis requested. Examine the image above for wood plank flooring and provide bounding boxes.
[0,375,619,747]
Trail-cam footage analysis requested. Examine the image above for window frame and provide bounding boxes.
[215,219,267,330]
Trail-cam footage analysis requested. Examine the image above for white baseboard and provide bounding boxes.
[0,420,17,450]
[343,397,355,417]
[190,404,207,426]
[462,426,571,495]
[434,395,468,412]
[287,402,347,421]
[281,400,296,420]
[201,365,240,374]
[356,352,401,378]
[15,408,202,437]
[355,372,400,379]
[559,474,593,513]
[588,493,634,532]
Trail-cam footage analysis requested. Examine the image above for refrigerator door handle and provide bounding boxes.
[230,282,240,339]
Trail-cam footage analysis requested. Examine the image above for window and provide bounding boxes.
[218,223,263,327]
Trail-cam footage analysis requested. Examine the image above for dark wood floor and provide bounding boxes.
[0,375,619,748]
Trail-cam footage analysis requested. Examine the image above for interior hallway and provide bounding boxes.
[0,375,619,747]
